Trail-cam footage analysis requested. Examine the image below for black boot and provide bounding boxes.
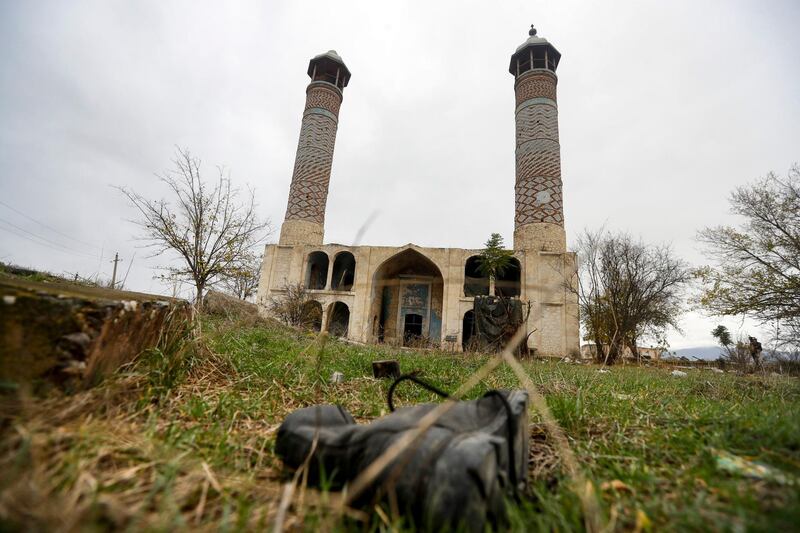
[275,389,528,531]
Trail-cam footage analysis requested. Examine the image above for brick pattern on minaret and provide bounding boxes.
[514,70,564,228]
[284,82,342,225]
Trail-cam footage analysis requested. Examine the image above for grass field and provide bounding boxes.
[2,312,799,531]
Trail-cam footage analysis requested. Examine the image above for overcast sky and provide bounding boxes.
[1,1,798,349]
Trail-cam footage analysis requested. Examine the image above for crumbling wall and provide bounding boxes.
[0,276,192,391]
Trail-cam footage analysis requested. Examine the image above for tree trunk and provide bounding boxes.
[593,334,605,364]
[195,282,204,310]
[628,340,639,362]
[489,276,496,296]
[607,340,621,365]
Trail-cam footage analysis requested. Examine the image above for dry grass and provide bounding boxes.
[1,313,799,531]
[0,349,286,531]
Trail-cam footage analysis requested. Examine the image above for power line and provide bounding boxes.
[121,251,136,289]
[0,221,99,259]
[0,199,103,252]
[0,216,98,258]
[0,225,76,257]
[0,224,96,259]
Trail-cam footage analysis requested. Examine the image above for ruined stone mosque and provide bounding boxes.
[256,27,580,356]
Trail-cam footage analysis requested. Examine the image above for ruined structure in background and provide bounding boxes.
[257,27,580,356]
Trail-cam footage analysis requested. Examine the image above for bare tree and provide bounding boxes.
[222,252,262,301]
[572,229,614,363]
[698,164,800,349]
[119,148,270,307]
[267,282,322,330]
[572,229,691,364]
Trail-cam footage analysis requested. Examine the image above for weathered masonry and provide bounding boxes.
[257,28,580,356]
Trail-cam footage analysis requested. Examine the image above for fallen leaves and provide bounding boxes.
[601,479,633,493]
[712,449,796,486]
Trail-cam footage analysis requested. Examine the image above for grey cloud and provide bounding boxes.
[1,0,798,346]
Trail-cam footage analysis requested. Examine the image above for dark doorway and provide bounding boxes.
[378,286,391,343]
[327,301,350,338]
[403,313,423,346]
[462,310,475,351]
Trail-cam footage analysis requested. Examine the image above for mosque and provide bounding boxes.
[256,27,579,356]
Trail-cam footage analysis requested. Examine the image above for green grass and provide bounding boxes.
[2,314,799,531]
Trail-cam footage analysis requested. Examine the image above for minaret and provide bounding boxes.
[509,26,565,252]
[279,50,351,246]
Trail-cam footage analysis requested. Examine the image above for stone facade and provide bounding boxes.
[258,31,580,356]
[257,243,580,356]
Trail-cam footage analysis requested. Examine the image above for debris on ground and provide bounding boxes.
[330,371,344,383]
[712,449,794,485]
[671,370,688,377]
[601,479,633,492]
[612,393,633,400]
[471,295,529,355]
[635,509,652,532]
[598,368,610,374]
[371,359,400,378]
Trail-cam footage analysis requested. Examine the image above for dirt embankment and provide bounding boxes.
[0,275,192,391]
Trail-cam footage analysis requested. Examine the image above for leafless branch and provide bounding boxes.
[117,147,272,307]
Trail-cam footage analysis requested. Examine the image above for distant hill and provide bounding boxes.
[672,346,723,361]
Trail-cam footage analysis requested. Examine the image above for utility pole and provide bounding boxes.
[110,252,122,289]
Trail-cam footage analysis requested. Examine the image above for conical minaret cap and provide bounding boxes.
[509,25,561,74]
[307,49,351,87]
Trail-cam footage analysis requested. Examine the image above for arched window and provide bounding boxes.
[464,256,489,296]
[331,251,356,291]
[327,301,350,337]
[305,251,329,290]
[301,300,323,332]
[496,257,521,297]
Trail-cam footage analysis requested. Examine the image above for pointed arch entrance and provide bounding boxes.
[370,249,444,346]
